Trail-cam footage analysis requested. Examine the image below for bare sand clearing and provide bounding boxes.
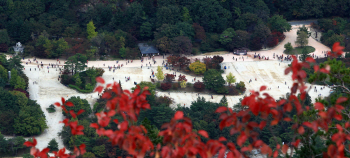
[13,24,332,152]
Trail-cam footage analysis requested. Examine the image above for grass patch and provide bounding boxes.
[285,46,315,55]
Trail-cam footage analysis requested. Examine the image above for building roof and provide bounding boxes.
[138,43,159,54]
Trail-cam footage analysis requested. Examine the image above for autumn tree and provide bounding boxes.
[169,36,192,55]
[87,20,98,40]
[226,72,236,85]
[156,36,171,54]
[155,66,164,81]
[189,61,206,75]
[178,56,190,69]
[192,23,206,42]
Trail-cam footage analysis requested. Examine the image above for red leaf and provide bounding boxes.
[90,123,99,129]
[79,144,86,155]
[314,65,319,72]
[283,117,292,122]
[306,57,315,63]
[61,97,65,104]
[77,109,85,115]
[54,102,61,107]
[218,136,227,142]
[70,110,77,118]
[319,68,329,74]
[273,150,278,158]
[65,101,74,107]
[260,86,267,91]
[94,86,104,93]
[237,132,247,146]
[174,111,184,120]
[107,110,116,117]
[96,77,105,84]
[198,130,209,138]
[259,121,266,130]
[215,106,228,113]
[271,120,279,126]
[282,144,288,154]
[332,42,345,53]
[23,138,37,147]
[113,119,119,124]
[285,67,292,75]
[292,139,300,147]
[314,102,324,110]
[336,97,348,104]
[298,126,305,134]
[102,92,111,99]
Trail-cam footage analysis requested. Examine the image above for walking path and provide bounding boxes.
[6,24,333,152]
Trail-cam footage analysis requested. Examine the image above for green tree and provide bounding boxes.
[8,136,26,155]
[13,100,47,136]
[297,25,311,37]
[74,74,82,87]
[182,7,192,23]
[219,28,236,45]
[119,47,126,58]
[284,42,293,53]
[203,69,225,92]
[156,5,181,27]
[14,77,26,90]
[53,38,69,59]
[63,96,92,120]
[0,29,10,45]
[269,136,282,149]
[189,61,206,75]
[295,31,308,47]
[300,47,310,62]
[140,22,153,39]
[0,65,8,84]
[141,118,162,145]
[226,72,236,85]
[268,15,291,33]
[92,145,106,157]
[64,53,87,75]
[87,20,98,40]
[155,66,164,81]
[82,152,96,158]
[47,138,59,152]
[9,68,18,88]
[10,91,28,108]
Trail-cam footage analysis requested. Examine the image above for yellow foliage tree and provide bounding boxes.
[155,66,164,81]
[189,61,206,75]
[180,80,187,88]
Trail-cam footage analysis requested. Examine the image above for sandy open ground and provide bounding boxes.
[8,25,332,152]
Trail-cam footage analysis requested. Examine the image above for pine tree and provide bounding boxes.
[47,138,59,152]
[219,95,228,107]
[87,20,98,40]
[155,66,164,81]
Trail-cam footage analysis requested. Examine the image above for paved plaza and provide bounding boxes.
[8,25,332,152]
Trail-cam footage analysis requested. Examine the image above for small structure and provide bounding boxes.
[138,43,159,56]
[13,42,24,55]
[233,48,248,55]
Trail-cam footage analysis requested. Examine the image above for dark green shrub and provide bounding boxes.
[46,104,56,113]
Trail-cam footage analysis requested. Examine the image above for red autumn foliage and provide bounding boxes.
[193,81,205,91]
[164,74,175,83]
[161,83,172,91]
[0,43,8,52]
[267,36,279,47]
[24,43,350,158]
[178,74,187,82]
